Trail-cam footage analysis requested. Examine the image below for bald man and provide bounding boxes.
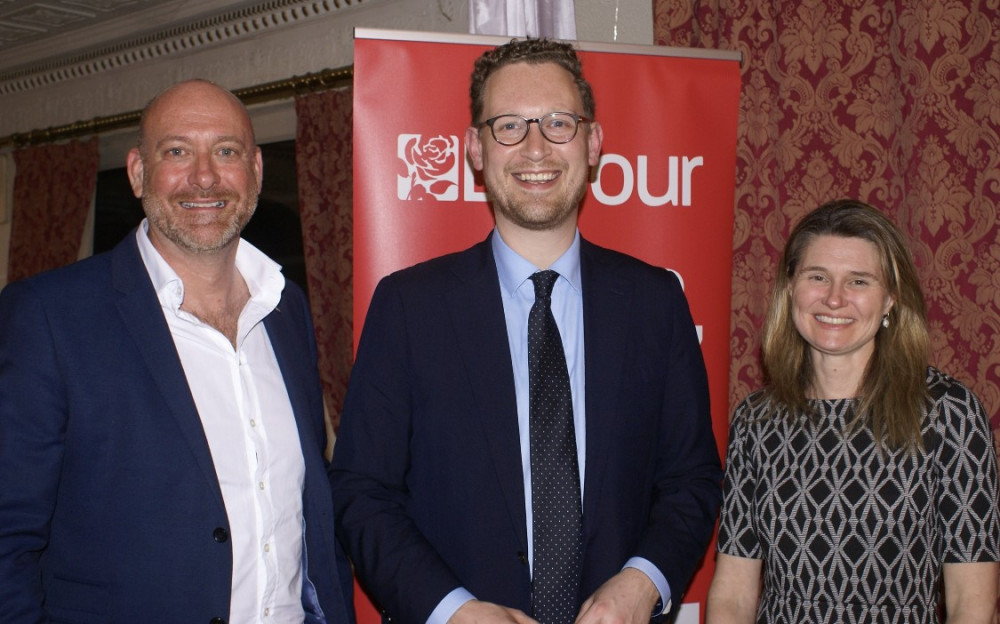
[0,80,354,624]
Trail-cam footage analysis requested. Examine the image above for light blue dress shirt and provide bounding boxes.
[427,230,670,624]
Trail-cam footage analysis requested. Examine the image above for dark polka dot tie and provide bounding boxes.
[528,270,582,624]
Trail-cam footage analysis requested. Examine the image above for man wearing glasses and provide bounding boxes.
[332,38,721,624]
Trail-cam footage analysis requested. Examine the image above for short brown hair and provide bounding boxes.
[469,38,595,124]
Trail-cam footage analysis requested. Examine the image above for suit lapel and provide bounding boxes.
[111,234,227,512]
[579,240,632,524]
[446,237,528,550]
[264,300,322,456]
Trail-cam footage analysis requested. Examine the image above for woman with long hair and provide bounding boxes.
[706,199,1000,623]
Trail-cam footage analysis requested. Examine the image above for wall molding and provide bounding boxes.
[0,0,363,97]
[0,66,353,150]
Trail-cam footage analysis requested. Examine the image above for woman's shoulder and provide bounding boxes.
[735,388,768,409]
[924,366,991,432]
[731,389,779,424]
[925,365,978,403]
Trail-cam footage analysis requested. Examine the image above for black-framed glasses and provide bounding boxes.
[480,112,591,146]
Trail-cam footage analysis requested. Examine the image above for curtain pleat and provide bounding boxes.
[294,88,354,437]
[470,0,577,38]
[8,138,99,282]
[0,153,15,290]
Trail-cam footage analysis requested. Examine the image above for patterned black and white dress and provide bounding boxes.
[717,367,1000,623]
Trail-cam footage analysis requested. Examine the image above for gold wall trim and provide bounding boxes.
[0,66,353,151]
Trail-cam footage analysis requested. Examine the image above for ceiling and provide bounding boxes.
[0,0,255,79]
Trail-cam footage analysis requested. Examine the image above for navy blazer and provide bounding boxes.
[332,234,722,623]
[0,232,354,623]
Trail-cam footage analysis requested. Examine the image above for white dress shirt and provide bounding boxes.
[136,221,306,623]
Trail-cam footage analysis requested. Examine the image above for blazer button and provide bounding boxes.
[210,618,227,624]
[213,527,229,543]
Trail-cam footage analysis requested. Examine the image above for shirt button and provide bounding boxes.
[264,543,270,553]
[264,608,270,617]
[213,527,229,543]
[250,419,257,427]
[258,481,265,490]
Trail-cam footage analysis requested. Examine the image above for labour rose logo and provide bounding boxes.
[397,134,460,201]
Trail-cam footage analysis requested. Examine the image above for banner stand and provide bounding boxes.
[352,28,741,624]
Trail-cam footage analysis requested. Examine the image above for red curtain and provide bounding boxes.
[295,87,354,434]
[9,138,99,282]
[653,1,1000,425]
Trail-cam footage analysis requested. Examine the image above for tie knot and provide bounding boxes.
[530,270,559,302]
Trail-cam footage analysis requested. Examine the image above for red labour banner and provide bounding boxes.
[352,28,741,624]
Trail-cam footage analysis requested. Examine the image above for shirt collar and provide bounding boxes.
[491,228,582,298]
[135,218,286,315]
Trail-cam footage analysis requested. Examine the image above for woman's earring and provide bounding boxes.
[881,314,890,329]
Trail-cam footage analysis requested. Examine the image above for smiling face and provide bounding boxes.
[790,234,895,371]
[465,62,602,239]
[126,80,262,261]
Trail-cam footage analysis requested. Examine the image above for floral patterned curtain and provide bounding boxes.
[294,87,354,436]
[8,138,100,282]
[653,1,1000,429]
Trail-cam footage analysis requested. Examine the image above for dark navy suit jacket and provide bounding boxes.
[332,234,722,623]
[0,231,354,623]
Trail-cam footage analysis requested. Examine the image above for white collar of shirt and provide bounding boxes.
[491,227,583,296]
[135,219,286,343]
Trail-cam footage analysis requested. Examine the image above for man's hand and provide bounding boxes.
[449,600,539,624]
[575,568,660,624]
